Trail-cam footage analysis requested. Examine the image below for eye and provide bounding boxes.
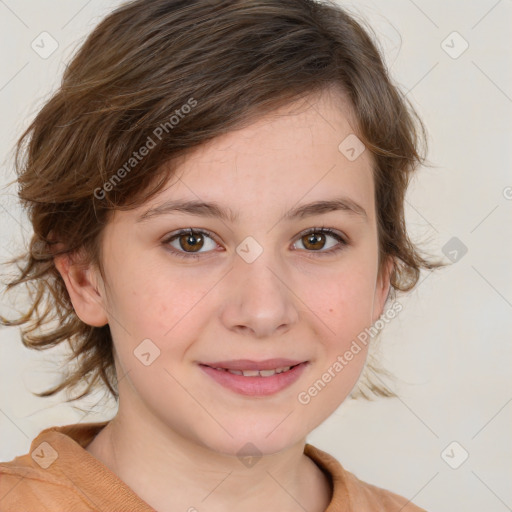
[163,228,219,259]
[292,227,348,256]
[162,226,348,260]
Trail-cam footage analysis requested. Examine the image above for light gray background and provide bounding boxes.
[1,1,511,511]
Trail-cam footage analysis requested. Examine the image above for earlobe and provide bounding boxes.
[372,257,394,323]
[54,252,109,327]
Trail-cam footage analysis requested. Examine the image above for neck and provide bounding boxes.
[86,411,332,512]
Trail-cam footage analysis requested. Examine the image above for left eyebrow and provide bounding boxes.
[137,199,239,223]
[283,197,368,222]
[136,197,368,223]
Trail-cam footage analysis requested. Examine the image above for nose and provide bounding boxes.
[219,252,300,339]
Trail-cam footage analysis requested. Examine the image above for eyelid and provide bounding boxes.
[162,226,348,259]
[291,226,348,256]
[294,226,347,244]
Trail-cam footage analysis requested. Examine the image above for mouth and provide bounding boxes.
[201,363,302,377]
[200,358,306,371]
[198,359,309,396]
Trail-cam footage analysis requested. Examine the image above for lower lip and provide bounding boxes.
[199,363,308,396]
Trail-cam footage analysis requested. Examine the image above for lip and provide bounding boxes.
[199,360,309,397]
[200,358,305,371]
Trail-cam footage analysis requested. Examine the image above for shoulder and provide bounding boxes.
[0,457,91,511]
[304,444,428,512]
[0,422,107,511]
[343,470,428,512]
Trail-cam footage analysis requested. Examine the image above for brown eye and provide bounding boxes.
[178,231,204,252]
[164,228,218,258]
[293,228,347,256]
[302,232,327,250]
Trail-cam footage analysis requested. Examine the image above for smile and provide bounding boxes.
[210,365,297,377]
[199,361,309,396]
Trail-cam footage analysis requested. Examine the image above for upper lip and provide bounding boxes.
[200,359,306,371]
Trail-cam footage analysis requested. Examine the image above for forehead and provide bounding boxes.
[124,88,375,225]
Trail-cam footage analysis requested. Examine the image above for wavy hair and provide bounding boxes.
[1,0,446,403]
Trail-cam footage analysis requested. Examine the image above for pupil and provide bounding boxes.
[306,232,324,249]
[182,232,203,252]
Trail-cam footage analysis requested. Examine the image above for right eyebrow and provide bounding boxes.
[282,197,368,222]
[136,199,239,223]
[136,196,368,224]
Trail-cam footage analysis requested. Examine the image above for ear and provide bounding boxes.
[371,256,394,323]
[54,251,109,327]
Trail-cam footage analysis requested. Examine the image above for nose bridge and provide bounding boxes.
[220,242,299,337]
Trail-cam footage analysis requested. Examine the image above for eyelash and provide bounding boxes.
[162,227,348,260]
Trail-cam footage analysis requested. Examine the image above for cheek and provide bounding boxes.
[105,259,218,360]
[308,262,378,340]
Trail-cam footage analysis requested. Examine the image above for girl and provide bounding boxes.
[0,1,444,510]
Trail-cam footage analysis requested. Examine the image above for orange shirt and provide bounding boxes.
[0,421,427,511]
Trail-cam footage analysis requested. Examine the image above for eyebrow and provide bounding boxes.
[136,197,368,223]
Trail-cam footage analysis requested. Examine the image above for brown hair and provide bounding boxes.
[1,0,445,403]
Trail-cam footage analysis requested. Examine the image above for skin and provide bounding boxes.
[55,87,392,512]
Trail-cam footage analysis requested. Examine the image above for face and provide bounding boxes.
[60,88,391,456]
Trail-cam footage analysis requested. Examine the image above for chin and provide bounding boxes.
[197,423,306,458]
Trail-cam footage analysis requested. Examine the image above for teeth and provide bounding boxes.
[240,369,260,377]
[259,369,277,377]
[215,366,293,377]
